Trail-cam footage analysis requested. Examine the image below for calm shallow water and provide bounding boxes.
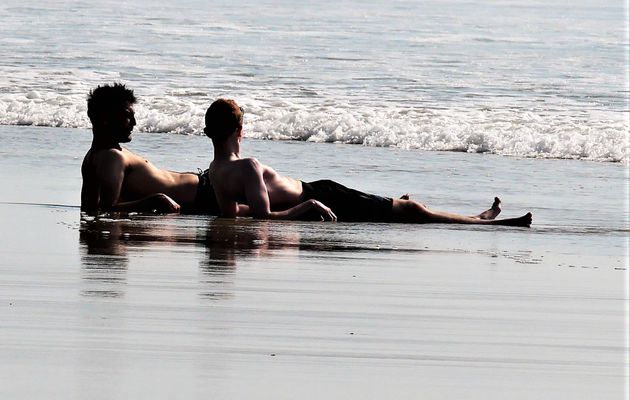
[1,124,627,274]
[1,125,627,231]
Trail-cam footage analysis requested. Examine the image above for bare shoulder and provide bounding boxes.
[236,157,265,175]
[83,147,128,178]
[239,157,262,168]
[91,147,126,164]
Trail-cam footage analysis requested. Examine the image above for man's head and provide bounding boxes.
[87,83,137,143]
[204,99,243,143]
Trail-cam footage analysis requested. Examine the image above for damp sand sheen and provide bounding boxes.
[0,126,627,399]
[0,0,628,397]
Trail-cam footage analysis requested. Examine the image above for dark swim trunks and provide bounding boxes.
[181,169,220,215]
[300,180,393,222]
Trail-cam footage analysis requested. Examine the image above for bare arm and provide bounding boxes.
[112,194,181,213]
[215,191,239,218]
[84,150,180,214]
[213,203,249,218]
[241,159,336,221]
[93,150,125,211]
[80,178,100,213]
[236,204,250,217]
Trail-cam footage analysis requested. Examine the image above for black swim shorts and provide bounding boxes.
[300,180,393,222]
[181,169,220,215]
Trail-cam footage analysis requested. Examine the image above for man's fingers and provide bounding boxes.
[327,209,337,222]
[166,200,181,213]
[320,209,335,221]
[312,201,336,222]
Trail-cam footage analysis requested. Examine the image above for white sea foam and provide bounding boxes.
[0,0,628,163]
[247,105,628,163]
[1,93,627,163]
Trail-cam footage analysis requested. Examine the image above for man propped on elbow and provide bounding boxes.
[204,98,532,227]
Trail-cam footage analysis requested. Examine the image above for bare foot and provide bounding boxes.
[400,193,410,200]
[492,212,532,227]
[475,197,501,220]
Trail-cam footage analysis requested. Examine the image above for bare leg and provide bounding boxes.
[400,194,501,220]
[474,197,501,220]
[391,199,531,227]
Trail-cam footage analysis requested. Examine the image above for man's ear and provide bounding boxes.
[96,110,110,128]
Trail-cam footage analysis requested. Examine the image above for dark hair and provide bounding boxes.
[87,83,137,123]
[204,99,243,142]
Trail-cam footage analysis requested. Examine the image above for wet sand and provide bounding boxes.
[0,126,628,399]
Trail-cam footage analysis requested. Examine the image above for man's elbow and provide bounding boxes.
[236,205,250,217]
[95,200,119,213]
[80,204,98,214]
[249,209,275,220]
[219,206,238,219]
[80,199,101,214]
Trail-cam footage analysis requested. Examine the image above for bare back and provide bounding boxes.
[261,162,303,208]
[209,157,303,213]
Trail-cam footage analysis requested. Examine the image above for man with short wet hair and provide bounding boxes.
[81,83,218,215]
[205,98,532,226]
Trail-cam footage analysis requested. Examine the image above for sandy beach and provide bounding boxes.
[0,125,627,399]
[1,0,628,396]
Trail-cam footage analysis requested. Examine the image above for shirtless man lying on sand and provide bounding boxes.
[204,98,532,226]
[81,83,219,214]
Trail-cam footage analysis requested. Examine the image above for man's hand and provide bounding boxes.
[309,199,337,221]
[148,193,181,214]
[113,193,181,214]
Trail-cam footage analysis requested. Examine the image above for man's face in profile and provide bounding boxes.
[108,103,136,143]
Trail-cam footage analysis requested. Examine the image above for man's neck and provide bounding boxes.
[91,131,122,151]
[213,139,240,161]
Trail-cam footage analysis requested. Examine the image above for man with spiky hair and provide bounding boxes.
[81,83,218,215]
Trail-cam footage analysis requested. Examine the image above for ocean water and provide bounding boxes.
[0,0,628,162]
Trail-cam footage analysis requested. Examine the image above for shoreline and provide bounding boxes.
[0,124,627,399]
[1,123,628,165]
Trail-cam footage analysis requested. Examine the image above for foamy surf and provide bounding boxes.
[0,93,627,163]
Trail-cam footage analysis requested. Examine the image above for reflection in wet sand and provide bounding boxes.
[199,219,303,300]
[77,214,455,302]
[79,214,202,298]
[200,218,302,267]
[3,204,624,400]
[78,214,306,300]
[80,216,130,298]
